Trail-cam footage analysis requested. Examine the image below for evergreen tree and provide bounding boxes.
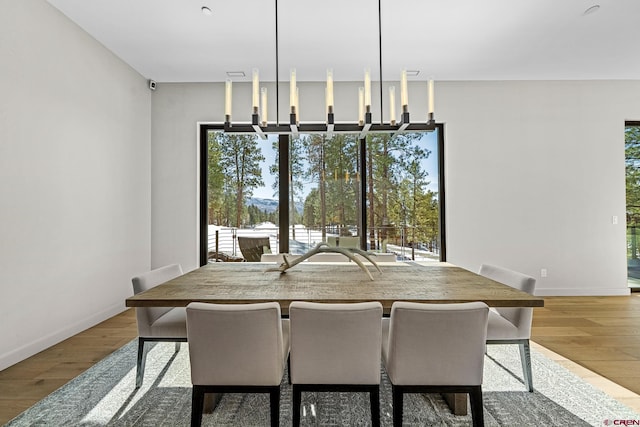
[218,134,265,228]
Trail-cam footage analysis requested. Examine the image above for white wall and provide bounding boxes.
[151,79,639,296]
[0,0,152,370]
[439,81,638,295]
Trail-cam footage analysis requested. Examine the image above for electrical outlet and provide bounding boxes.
[541,268,547,278]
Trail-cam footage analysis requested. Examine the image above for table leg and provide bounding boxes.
[442,393,467,415]
[203,393,223,413]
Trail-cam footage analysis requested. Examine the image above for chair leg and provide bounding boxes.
[135,338,147,388]
[519,340,534,392]
[270,387,280,427]
[292,385,302,427]
[469,386,485,427]
[191,385,205,427]
[370,386,380,427]
[392,386,403,427]
[174,341,181,353]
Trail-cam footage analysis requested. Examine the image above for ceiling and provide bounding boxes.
[47,0,640,83]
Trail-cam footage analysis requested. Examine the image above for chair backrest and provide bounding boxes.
[479,264,537,335]
[186,302,286,386]
[132,264,183,336]
[289,301,383,385]
[384,301,488,386]
[238,236,271,262]
[338,236,360,249]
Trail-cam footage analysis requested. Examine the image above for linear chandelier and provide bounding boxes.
[222,0,436,140]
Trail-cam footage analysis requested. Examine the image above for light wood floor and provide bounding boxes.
[1,296,640,423]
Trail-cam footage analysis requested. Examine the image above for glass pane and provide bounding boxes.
[366,131,440,261]
[289,134,362,254]
[206,130,278,262]
[626,124,640,289]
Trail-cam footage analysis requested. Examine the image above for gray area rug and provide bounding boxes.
[6,340,639,426]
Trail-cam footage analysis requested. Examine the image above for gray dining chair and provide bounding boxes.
[289,301,383,427]
[479,263,537,392]
[186,302,290,427]
[382,301,489,427]
[131,263,186,388]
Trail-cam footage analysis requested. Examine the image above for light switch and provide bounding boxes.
[612,216,618,225]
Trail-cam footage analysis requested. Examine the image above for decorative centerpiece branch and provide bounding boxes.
[268,243,382,281]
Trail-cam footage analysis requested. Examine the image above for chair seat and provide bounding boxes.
[486,309,522,340]
[148,307,187,337]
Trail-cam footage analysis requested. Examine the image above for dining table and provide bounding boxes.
[126,260,544,416]
[126,261,543,311]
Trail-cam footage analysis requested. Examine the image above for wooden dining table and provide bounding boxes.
[126,261,544,312]
[126,260,544,416]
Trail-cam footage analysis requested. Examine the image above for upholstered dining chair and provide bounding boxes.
[131,263,186,388]
[289,301,383,427]
[186,302,290,427]
[382,301,489,427]
[479,263,537,392]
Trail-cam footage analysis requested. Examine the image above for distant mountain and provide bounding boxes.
[247,197,303,214]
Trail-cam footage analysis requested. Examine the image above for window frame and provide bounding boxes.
[198,123,446,266]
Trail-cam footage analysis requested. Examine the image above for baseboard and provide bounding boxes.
[536,287,631,296]
[0,302,126,371]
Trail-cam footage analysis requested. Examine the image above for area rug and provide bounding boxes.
[6,340,640,426]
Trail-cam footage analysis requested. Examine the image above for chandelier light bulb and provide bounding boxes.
[295,87,300,124]
[260,87,268,126]
[389,86,396,125]
[364,69,372,112]
[224,79,232,122]
[290,69,297,115]
[428,79,435,116]
[358,87,365,126]
[326,69,334,114]
[252,69,259,114]
[400,69,408,112]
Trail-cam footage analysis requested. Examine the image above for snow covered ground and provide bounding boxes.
[207,223,440,262]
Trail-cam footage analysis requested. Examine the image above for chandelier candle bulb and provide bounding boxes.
[295,87,300,124]
[364,69,371,113]
[389,86,396,125]
[224,79,232,122]
[326,69,334,114]
[290,69,297,115]
[358,87,365,126]
[400,69,408,113]
[260,87,267,126]
[428,79,435,119]
[252,69,259,114]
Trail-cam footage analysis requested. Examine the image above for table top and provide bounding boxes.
[126,261,544,311]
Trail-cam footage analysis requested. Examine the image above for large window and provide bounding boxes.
[199,125,445,264]
[626,122,640,288]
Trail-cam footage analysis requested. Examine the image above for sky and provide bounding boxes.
[252,131,440,200]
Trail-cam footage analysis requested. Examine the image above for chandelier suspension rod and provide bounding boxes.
[275,0,280,126]
[378,0,383,126]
